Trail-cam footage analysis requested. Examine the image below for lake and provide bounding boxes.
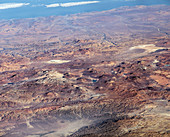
[0,0,170,19]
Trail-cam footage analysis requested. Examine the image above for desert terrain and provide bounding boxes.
[0,5,169,137]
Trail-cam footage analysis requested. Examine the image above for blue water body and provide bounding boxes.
[0,0,170,19]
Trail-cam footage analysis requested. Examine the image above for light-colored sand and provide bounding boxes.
[45,119,92,137]
[48,71,64,80]
[129,44,166,53]
[26,119,92,137]
[47,60,70,64]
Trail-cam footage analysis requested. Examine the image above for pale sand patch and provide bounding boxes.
[25,119,92,137]
[46,60,70,64]
[129,44,166,53]
[46,119,92,137]
[48,71,64,79]
[26,120,34,129]
[24,116,34,129]
[158,113,170,117]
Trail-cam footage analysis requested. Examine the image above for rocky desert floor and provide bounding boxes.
[0,5,169,137]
